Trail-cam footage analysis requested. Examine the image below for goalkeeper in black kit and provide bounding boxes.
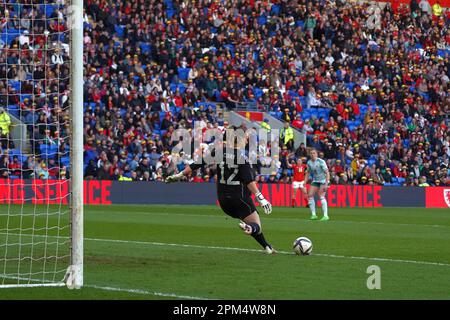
[166,134,276,254]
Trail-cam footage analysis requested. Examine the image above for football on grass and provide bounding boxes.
[293,237,313,255]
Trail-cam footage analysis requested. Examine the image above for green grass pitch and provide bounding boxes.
[1,204,450,299]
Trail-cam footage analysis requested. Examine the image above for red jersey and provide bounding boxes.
[292,164,306,182]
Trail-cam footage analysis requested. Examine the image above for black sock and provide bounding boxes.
[248,222,260,235]
[247,223,269,248]
[252,232,270,249]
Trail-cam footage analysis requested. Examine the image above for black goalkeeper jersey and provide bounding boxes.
[189,148,255,198]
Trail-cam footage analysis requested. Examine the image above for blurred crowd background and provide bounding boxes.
[0,0,449,186]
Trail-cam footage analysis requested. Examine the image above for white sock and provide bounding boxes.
[321,197,328,217]
[308,198,316,216]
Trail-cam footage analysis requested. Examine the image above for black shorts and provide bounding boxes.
[218,194,257,220]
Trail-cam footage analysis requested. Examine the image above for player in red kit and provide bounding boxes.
[288,158,308,207]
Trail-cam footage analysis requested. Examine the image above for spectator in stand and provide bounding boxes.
[8,155,21,176]
[419,0,432,15]
[0,107,11,149]
[292,114,304,131]
[433,1,443,16]
[37,162,49,180]
[0,152,9,177]
[84,159,98,180]
[261,118,271,132]
[280,122,295,151]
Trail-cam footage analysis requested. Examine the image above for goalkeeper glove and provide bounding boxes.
[165,172,184,183]
[255,192,272,214]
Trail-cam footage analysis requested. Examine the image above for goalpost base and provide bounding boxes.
[64,265,83,289]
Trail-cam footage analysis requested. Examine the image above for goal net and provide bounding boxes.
[0,0,83,288]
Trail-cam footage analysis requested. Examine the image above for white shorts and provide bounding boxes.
[292,181,305,189]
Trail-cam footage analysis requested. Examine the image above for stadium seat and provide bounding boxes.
[19,94,33,103]
[6,105,20,118]
[403,139,410,147]
[288,90,299,99]
[437,49,450,57]
[419,92,429,102]
[178,68,191,81]
[114,25,125,37]
[359,105,368,114]
[61,156,71,167]
[85,150,97,162]
[8,80,21,92]
[345,82,355,91]
[1,28,22,45]
[257,15,267,25]
[41,4,57,17]
[140,43,151,53]
[39,144,58,160]
[224,44,235,57]
[8,149,27,164]
[254,88,263,99]
[166,9,176,19]
[164,0,174,9]
[177,83,186,94]
[271,4,280,15]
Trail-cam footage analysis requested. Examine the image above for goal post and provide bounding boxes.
[66,0,83,289]
[67,0,84,290]
[0,0,83,289]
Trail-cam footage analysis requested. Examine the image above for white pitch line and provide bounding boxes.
[86,284,212,300]
[0,274,213,300]
[84,237,450,268]
[2,232,450,268]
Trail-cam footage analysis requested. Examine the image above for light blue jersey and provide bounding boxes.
[307,158,328,183]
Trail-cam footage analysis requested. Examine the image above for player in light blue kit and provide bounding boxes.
[304,149,330,221]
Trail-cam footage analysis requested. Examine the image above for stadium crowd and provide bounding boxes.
[0,0,449,186]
